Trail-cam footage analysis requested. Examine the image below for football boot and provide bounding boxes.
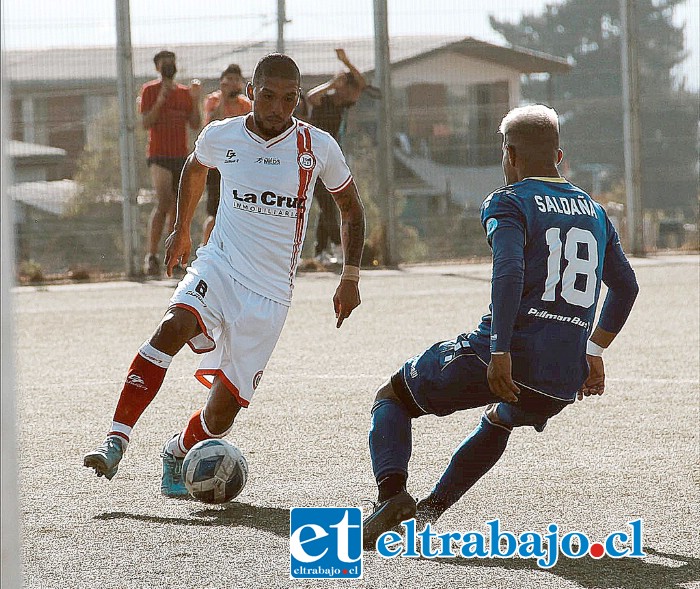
[160,437,189,498]
[362,490,416,550]
[83,436,125,481]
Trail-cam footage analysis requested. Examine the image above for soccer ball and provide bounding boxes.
[182,439,248,504]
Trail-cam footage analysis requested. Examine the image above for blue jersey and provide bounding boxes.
[468,177,635,401]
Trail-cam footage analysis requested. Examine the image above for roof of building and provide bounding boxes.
[9,141,67,169]
[394,150,504,209]
[8,140,67,159]
[6,35,570,87]
[9,179,79,216]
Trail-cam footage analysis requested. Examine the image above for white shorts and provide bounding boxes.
[169,248,289,408]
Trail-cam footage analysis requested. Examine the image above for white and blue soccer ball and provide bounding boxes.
[182,439,248,504]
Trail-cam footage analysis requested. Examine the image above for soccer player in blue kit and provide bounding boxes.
[362,104,639,548]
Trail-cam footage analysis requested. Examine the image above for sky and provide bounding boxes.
[2,0,698,89]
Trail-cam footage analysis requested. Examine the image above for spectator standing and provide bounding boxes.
[140,50,201,276]
[307,49,368,263]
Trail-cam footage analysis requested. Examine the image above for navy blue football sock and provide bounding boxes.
[378,473,407,502]
[369,398,412,495]
[429,414,511,509]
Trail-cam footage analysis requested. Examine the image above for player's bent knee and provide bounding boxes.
[373,380,400,404]
[152,307,201,354]
[371,380,411,415]
[484,403,513,433]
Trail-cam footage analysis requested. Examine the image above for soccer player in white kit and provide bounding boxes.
[84,54,366,496]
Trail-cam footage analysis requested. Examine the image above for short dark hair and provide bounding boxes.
[252,53,300,87]
[153,50,176,66]
[220,64,243,80]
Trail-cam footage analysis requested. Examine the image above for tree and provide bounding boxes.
[73,98,150,211]
[490,0,698,212]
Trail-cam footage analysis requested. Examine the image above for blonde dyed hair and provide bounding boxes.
[499,104,559,136]
[499,105,560,164]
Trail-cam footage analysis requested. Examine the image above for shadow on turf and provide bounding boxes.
[429,546,699,589]
[95,502,289,537]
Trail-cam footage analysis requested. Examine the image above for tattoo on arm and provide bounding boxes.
[333,182,365,267]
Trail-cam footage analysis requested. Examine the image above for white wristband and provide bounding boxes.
[586,340,605,357]
[340,265,360,283]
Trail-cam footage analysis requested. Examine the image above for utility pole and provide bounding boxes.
[115,0,140,276]
[620,0,644,255]
[373,0,396,266]
[277,0,286,54]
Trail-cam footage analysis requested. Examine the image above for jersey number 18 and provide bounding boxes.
[542,227,599,308]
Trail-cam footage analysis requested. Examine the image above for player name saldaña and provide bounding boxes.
[533,195,598,218]
[232,189,301,217]
[528,307,589,328]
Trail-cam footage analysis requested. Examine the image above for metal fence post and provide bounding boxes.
[620,0,644,255]
[373,0,396,266]
[115,0,140,276]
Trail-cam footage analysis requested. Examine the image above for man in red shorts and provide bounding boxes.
[140,50,202,276]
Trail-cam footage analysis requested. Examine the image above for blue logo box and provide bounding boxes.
[290,507,363,579]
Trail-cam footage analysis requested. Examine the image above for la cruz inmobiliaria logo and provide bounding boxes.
[290,508,645,578]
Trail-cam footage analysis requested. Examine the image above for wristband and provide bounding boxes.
[340,265,360,283]
[586,340,605,357]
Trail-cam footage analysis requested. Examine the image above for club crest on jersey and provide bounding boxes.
[298,152,316,171]
[253,370,263,390]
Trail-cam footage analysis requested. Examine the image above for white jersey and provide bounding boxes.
[194,115,352,305]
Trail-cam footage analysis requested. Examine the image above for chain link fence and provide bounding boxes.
[4,1,699,281]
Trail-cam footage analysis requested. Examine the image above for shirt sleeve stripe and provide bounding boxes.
[327,175,353,193]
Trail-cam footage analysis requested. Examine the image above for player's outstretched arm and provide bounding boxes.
[164,153,208,276]
[332,181,365,328]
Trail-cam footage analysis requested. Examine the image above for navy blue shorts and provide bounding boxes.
[391,334,570,431]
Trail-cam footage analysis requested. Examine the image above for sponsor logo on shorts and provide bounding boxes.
[253,370,263,390]
[184,290,208,306]
[290,507,362,579]
[185,280,209,306]
[408,357,419,379]
[372,518,645,569]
